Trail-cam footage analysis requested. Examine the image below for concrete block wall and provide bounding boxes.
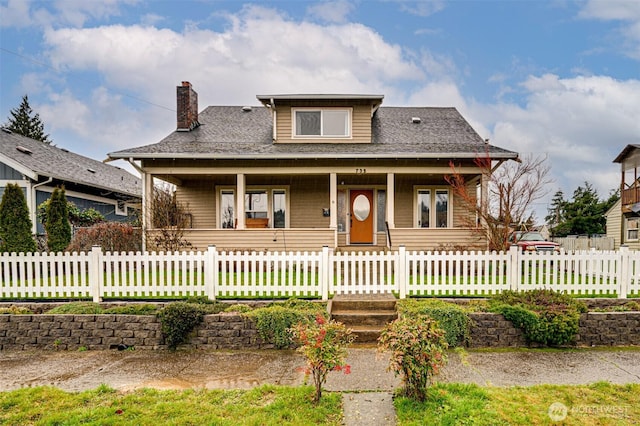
[1,310,639,350]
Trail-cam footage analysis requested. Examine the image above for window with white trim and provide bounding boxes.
[415,188,450,228]
[626,217,639,241]
[219,188,287,229]
[293,108,351,137]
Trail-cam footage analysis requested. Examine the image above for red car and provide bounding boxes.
[508,231,560,252]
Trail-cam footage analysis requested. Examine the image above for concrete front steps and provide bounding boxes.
[329,293,398,344]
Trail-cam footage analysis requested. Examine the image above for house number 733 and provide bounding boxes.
[355,168,367,174]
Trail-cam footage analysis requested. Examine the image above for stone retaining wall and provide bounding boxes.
[0,313,269,351]
[1,311,639,350]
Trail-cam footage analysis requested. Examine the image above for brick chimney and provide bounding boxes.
[176,81,200,131]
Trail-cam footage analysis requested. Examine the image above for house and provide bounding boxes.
[108,81,518,252]
[609,145,640,250]
[0,128,141,234]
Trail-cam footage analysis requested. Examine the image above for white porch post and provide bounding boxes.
[386,173,395,229]
[236,173,245,229]
[142,172,153,251]
[330,173,337,229]
[330,173,338,249]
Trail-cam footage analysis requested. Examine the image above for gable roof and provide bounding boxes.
[613,144,640,164]
[0,128,141,198]
[108,105,518,161]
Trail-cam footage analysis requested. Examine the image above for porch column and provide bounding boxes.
[386,173,395,229]
[330,173,337,229]
[142,172,153,251]
[236,173,245,229]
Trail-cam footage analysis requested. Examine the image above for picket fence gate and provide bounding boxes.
[1,246,639,301]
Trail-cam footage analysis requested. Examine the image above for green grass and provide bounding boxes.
[395,381,640,425]
[0,385,342,426]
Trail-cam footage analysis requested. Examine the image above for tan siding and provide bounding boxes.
[173,229,336,252]
[290,176,330,228]
[606,200,622,249]
[394,176,414,228]
[175,181,215,228]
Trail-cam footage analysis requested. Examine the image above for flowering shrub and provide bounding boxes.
[290,315,355,403]
[378,316,448,402]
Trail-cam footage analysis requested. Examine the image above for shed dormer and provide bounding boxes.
[257,94,384,144]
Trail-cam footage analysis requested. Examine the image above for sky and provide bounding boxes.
[1,0,639,223]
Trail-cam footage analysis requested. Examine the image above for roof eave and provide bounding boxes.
[108,152,519,161]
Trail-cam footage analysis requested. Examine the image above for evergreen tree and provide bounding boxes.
[0,183,37,253]
[545,190,568,237]
[45,187,71,252]
[3,95,52,144]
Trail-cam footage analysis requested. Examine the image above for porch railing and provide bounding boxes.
[1,246,638,301]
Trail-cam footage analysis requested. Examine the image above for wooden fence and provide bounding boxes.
[1,246,639,301]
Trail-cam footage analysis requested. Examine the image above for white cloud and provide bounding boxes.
[0,0,34,28]
[479,74,640,211]
[41,5,424,107]
[307,0,355,23]
[393,0,445,17]
[578,0,640,60]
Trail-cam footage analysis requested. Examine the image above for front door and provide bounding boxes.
[350,190,374,244]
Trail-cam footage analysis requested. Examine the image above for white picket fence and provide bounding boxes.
[1,246,639,301]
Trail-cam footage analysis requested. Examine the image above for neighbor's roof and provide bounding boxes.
[613,144,640,164]
[108,105,518,161]
[0,128,141,198]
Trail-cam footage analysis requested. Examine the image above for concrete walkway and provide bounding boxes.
[2,347,640,425]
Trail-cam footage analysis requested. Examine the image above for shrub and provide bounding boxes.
[46,302,104,314]
[247,300,325,349]
[103,304,159,315]
[290,315,355,403]
[378,316,448,402]
[158,302,208,350]
[489,289,587,346]
[0,305,33,314]
[0,183,36,253]
[66,222,141,253]
[398,299,472,347]
[45,187,71,252]
[224,303,253,313]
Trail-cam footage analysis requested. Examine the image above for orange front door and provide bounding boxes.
[350,190,374,244]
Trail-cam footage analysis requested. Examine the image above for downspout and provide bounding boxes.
[31,177,53,234]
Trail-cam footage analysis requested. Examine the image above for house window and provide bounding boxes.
[626,217,639,241]
[377,190,386,232]
[273,190,286,228]
[337,189,347,232]
[219,188,287,229]
[416,188,450,228]
[220,190,235,228]
[293,109,351,137]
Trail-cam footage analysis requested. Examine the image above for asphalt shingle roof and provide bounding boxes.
[109,105,518,161]
[0,129,141,198]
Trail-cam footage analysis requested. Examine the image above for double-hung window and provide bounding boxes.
[293,108,351,138]
[626,217,639,241]
[415,188,450,228]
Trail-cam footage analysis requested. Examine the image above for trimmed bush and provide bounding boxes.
[158,302,208,350]
[45,187,71,252]
[246,299,326,349]
[0,183,36,253]
[46,302,103,314]
[489,289,587,346]
[398,299,472,347]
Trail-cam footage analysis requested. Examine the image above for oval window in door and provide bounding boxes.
[353,194,371,221]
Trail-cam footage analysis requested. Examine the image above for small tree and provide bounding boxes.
[378,316,448,402]
[446,153,552,251]
[0,183,36,253]
[148,183,192,251]
[290,315,355,403]
[3,95,52,144]
[45,187,71,252]
[66,222,142,253]
[38,200,105,228]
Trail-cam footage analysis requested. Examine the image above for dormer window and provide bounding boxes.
[293,108,351,138]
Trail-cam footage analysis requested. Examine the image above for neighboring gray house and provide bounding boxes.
[0,128,141,234]
[109,82,519,252]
